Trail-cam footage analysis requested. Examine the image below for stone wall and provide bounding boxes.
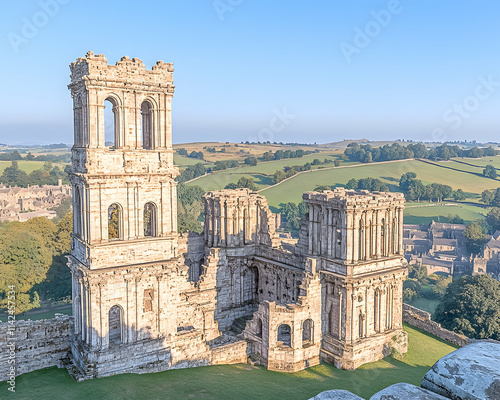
[0,315,72,382]
[402,304,468,347]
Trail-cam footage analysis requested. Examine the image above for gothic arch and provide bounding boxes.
[103,93,122,148]
[74,186,83,238]
[302,319,313,345]
[143,201,158,237]
[108,203,124,240]
[277,324,292,347]
[141,100,154,150]
[108,304,124,345]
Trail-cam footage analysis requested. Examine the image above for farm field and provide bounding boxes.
[0,324,457,400]
[256,158,500,208]
[0,160,67,174]
[403,203,486,225]
[173,142,333,163]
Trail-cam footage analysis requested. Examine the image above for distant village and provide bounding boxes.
[0,180,71,222]
[403,221,500,279]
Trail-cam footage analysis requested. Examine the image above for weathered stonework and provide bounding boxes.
[0,315,72,380]
[62,52,409,379]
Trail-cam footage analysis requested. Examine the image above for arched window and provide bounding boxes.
[74,95,83,146]
[277,324,291,347]
[144,202,157,237]
[381,218,386,256]
[74,186,83,237]
[374,289,380,333]
[141,101,153,149]
[256,318,263,338]
[109,305,123,345]
[302,319,313,345]
[359,313,364,339]
[104,97,119,148]
[108,203,123,240]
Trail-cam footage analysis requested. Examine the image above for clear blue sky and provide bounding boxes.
[1,0,499,145]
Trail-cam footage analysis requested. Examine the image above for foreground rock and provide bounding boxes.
[421,341,500,400]
[309,390,364,399]
[370,383,449,399]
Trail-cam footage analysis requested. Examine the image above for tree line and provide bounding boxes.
[343,142,499,163]
[0,161,70,188]
[0,149,70,163]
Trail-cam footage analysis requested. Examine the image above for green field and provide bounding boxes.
[173,154,211,167]
[403,203,487,225]
[0,324,457,400]
[0,306,72,322]
[0,160,67,174]
[255,158,500,208]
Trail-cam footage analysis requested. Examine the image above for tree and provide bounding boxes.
[463,221,488,254]
[314,185,331,192]
[399,172,417,191]
[483,164,498,179]
[279,201,308,231]
[448,214,464,224]
[177,184,204,234]
[0,161,29,187]
[334,160,341,167]
[452,189,466,201]
[273,170,286,184]
[244,157,257,166]
[481,189,494,205]
[486,207,500,233]
[176,148,188,156]
[346,178,358,189]
[434,275,500,340]
[233,177,258,191]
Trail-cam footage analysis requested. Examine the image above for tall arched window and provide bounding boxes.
[109,305,123,345]
[359,313,364,339]
[74,95,82,146]
[256,318,263,338]
[104,97,119,148]
[108,203,123,240]
[374,289,380,333]
[141,101,153,149]
[302,319,313,345]
[277,324,291,347]
[74,186,83,238]
[144,202,157,237]
[381,218,386,256]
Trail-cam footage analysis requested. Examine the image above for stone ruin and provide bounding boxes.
[63,52,409,379]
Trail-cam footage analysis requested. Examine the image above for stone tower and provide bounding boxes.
[301,189,408,369]
[67,52,184,377]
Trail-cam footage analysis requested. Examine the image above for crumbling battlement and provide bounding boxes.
[69,51,174,89]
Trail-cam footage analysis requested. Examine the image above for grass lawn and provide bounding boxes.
[0,306,72,322]
[0,161,67,174]
[403,203,486,225]
[0,324,458,400]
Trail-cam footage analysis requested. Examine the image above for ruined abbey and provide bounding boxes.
[65,52,408,379]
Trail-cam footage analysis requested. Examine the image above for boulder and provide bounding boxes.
[309,389,365,399]
[421,341,500,400]
[370,383,449,399]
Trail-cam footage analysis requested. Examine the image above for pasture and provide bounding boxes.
[0,160,66,174]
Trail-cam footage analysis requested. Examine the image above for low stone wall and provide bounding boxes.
[0,315,72,382]
[211,340,248,365]
[402,304,468,347]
